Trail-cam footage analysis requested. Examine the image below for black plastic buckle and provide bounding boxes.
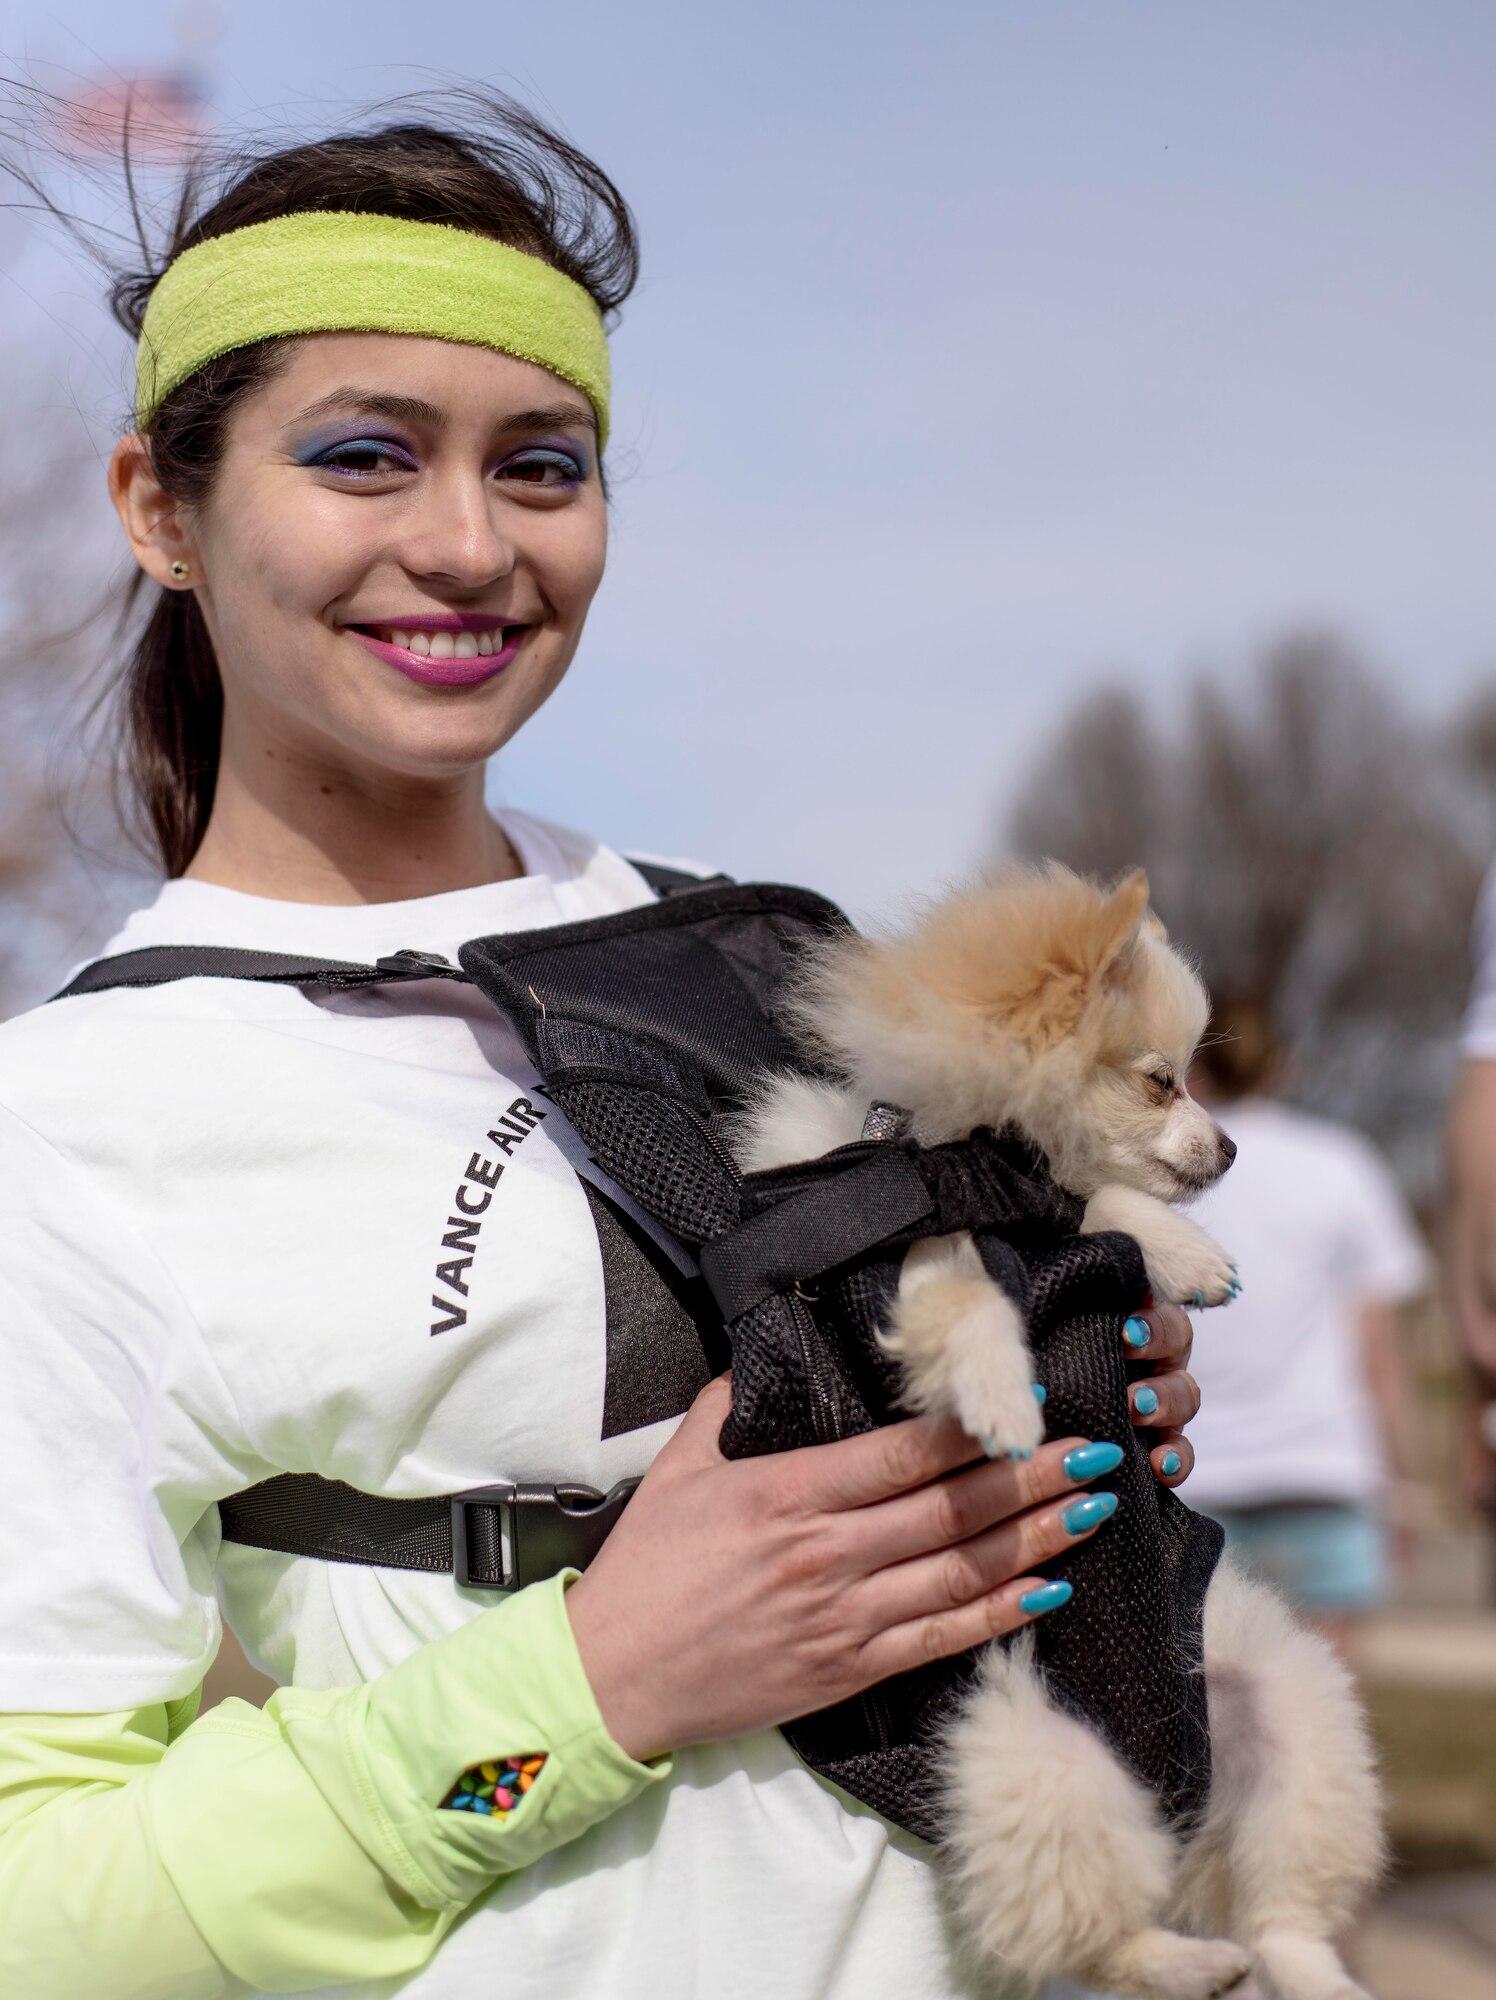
[450,1478,641,1591]
[374,949,463,980]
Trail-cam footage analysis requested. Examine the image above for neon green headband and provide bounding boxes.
[135,210,611,445]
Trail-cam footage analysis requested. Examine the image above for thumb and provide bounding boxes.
[649,1371,733,1473]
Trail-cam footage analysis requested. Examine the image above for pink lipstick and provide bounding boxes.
[345,617,528,688]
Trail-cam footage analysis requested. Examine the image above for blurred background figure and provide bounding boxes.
[1443,864,1496,1563]
[1184,1000,1428,1663]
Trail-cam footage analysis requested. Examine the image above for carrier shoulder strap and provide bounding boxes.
[51,858,729,1000]
[49,855,729,1587]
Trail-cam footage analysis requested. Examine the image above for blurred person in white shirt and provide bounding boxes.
[1182,1001,1428,1662]
[1445,860,1496,1534]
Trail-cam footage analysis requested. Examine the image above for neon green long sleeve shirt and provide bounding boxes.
[0,1574,669,1997]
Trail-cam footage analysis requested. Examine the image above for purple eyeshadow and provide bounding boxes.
[291,428,416,467]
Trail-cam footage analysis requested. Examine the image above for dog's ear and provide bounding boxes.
[996,868,1153,1049]
[1093,869,1151,977]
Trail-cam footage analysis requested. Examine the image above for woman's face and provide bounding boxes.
[119,331,609,788]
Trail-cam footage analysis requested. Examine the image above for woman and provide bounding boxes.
[0,95,1202,1999]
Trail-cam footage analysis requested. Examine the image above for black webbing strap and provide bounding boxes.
[53,945,465,1000]
[51,859,723,1001]
[218,1473,640,1590]
[698,1147,936,1323]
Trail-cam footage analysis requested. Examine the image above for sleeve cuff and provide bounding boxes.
[281,1570,671,1908]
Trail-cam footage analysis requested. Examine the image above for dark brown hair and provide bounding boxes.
[1192,995,1282,1100]
[89,93,637,875]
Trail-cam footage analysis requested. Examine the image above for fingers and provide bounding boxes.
[1148,1431,1193,1486]
[1127,1366,1200,1433]
[862,1473,1120,1633]
[851,1434,1121,1567]
[1123,1309,1198,1488]
[1120,1302,1193,1365]
[784,1410,989,1512]
[856,1559,1080,1683]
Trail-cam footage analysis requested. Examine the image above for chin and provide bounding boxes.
[344,671,559,776]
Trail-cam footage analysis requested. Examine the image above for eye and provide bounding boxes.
[304,437,417,479]
[498,447,587,490]
[1143,1067,1176,1101]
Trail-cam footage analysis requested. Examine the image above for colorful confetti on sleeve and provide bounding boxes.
[439,1753,548,1818]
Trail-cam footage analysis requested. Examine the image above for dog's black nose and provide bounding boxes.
[1217,1130,1237,1167]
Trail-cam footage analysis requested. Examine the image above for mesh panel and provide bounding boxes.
[555,1082,741,1239]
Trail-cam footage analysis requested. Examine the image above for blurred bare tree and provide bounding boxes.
[1008,633,1493,1199]
[0,355,146,1016]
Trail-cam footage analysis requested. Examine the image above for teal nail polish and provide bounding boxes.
[980,1434,1000,1458]
[1032,1384,1048,1405]
[1062,1440,1124,1482]
[1160,1449,1182,1477]
[1019,1580,1073,1616]
[1133,1385,1160,1417]
[1123,1315,1151,1348]
[1061,1491,1119,1535]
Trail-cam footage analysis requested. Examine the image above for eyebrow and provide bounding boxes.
[286,388,597,436]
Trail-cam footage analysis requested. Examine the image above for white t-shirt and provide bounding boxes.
[0,809,980,2000]
[1180,1098,1427,1511]
[1461,859,1496,1059]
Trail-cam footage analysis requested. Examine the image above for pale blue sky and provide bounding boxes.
[5,1,1495,922]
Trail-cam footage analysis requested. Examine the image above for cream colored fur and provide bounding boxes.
[732,864,1383,2000]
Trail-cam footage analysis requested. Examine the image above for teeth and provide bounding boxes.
[366,625,511,656]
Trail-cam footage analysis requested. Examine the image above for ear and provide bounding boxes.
[999,868,1152,1049]
[109,433,202,590]
[1092,869,1151,978]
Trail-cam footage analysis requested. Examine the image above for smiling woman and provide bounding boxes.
[0,85,1205,2000]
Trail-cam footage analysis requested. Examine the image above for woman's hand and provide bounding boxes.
[1121,1301,1200,1487]
[565,1376,1123,1763]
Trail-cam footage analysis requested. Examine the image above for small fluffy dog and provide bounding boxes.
[734,865,1382,2000]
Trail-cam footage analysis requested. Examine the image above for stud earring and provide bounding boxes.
[169,559,191,583]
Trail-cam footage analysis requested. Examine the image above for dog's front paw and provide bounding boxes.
[1140,1214,1238,1308]
[946,1287,1046,1460]
[888,1243,1043,1458]
[1083,1186,1239,1308]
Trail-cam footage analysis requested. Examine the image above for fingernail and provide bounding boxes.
[1132,1385,1160,1417]
[1160,1449,1182,1477]
[1032,1384,1048,1405]
[1020,1580,1074,1616]
[1123,1315,1151,1348]
[1061,1491,1119,1535]
[1063,1440,1124,1482]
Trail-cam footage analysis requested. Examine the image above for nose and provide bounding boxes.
[404,471,516,590]
[1216,1129,1237,1168]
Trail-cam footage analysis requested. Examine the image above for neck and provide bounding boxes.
[184,738,520,904]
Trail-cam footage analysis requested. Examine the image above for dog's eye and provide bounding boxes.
[1144,1068,1175,1100]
